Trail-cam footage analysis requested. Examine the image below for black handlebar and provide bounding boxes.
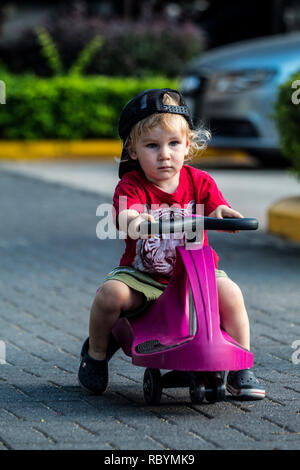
[140,216,258,236]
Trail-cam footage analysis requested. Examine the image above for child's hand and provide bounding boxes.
[208,205,243,233]
[118,210,156,239]
[128,212,156,240]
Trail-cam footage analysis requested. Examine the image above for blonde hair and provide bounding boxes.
[124,92,211,162]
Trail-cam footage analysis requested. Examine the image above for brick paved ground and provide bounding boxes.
[0,169,299,450]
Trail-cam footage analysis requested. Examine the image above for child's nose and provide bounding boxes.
[159,145,171,159]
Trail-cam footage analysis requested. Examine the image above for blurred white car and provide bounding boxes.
[180,33,300,162]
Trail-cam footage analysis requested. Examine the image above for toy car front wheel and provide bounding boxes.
[189,378,205,404]
[205,382,226,403]
[143,368,162,405]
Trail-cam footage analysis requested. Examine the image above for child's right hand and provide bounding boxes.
[118,210,156,240]
[129,213,156,239]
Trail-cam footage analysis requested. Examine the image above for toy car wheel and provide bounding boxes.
[205,383,226,403]
[189,379,205,404]
[143,368,162,405]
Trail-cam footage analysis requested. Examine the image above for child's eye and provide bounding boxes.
[146,143,157,149]
[169,141,179,146]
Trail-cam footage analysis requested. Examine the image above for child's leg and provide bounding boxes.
[216,277,250,350]
[217,277,265,399]
[88,279,145,360]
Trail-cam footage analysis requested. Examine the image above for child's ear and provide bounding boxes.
[128,147,137,160]
[185,136,190,156]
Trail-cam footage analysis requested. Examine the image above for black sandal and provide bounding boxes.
[227,369,265,400]
[78,335,120,394]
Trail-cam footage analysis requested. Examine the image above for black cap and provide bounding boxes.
[118,88,194,179]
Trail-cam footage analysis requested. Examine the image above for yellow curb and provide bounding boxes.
[198,147,249,160]
[0,140,123,161]
[0,140,250,162]
[268,196,300,242]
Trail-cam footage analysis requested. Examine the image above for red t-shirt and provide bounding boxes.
[113,165,230,284]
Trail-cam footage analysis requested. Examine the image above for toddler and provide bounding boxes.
[78,88,265,400]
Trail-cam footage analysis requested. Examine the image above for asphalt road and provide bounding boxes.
[0,163,299,451]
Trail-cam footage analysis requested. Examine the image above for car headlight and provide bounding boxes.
[180,76,202,94]
[209,69,276,94]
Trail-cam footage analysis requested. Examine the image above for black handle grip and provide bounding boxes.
[203,217,258,231]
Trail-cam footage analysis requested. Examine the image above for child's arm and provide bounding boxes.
[118,209,156,239]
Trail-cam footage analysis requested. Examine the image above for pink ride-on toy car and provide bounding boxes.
[112,215,258,405]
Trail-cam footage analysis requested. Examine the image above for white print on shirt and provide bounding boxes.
[133,201,196,276]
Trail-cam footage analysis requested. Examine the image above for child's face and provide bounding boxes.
[128,124,190,189]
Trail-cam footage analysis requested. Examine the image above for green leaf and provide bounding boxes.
[35,26,64,76]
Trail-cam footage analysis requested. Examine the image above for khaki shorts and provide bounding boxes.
[102,266,228,319]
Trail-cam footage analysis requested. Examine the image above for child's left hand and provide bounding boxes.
[208,205,243,233]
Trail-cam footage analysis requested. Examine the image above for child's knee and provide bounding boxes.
[217,278,245,308]
[228,280,243,300]
[95,280,131,311]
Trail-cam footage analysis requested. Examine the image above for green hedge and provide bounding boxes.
[274,71,300,178]
[0,73,178,139]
